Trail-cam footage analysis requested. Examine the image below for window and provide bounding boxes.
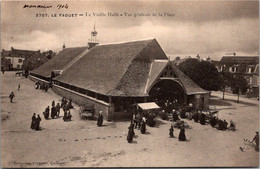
[18,59,23,63]
[229,66,237,73]
[17,65,20,69]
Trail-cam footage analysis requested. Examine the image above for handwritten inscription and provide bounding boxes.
[23,4,52,9]
[57,4,69,10]
[23,4,69,10]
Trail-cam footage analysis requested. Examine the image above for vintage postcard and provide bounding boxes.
[1,0,259,168]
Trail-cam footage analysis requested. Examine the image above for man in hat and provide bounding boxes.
[251,132,259,152]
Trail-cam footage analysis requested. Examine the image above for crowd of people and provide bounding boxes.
[42,97,73,122]
[35,81,48,92]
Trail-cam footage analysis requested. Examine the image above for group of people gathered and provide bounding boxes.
[35,81,49,92]
[127,116,147,143]
[42,97,73,122]
[162,100,236,132]
[30,113,42,131]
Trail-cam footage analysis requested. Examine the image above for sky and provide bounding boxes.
[1,1,259,60]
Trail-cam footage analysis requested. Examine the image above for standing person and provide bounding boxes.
[30,113,36,129]
[97,111,103,127]
[44,106,50,119]
[251,132,259,152]
[56,103,61,117]
[35,114,41,131]
[128,120,135,136]
[140,117,146,134]
[127,127,134,143]
[67,110,72,121]
[68,98,73,109]
[18,84,20,91]
[169,125,174,138]
[45,85,48,92]
[193,111,199,123]
[178,125,186,141]
[9,92,15,103]
[52,100,55,107]
[63,111,68,121]
[200,112,206,125]
[51,105,56,119]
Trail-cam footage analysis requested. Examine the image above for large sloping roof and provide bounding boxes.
[170,63,209,95]
[54,39,208,96]
[31,46,88,78]
[54,39,167,96]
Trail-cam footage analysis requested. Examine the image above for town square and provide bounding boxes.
[1,1,259,168]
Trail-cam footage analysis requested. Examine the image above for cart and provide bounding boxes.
[79,104,95,119]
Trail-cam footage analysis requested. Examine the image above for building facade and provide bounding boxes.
[1,47,41,70]
[212,56,259,97]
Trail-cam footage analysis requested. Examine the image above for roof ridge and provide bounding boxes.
[97,38,155,46]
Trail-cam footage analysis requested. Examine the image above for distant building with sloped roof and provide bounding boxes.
[29,38,209,120]
[215,56,259,97]
[1,47,43,70]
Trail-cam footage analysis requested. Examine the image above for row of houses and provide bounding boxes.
[29,37,210,121]
[1,47,52,71]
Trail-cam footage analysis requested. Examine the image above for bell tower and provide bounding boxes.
[88,24,99,49]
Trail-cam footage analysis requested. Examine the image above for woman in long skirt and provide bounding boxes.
[178,125,186,141]
[169,125,174,138]
[140,117,146,134]
[31,113,36,129]
[127,129,133,143]
[97,111,103,127]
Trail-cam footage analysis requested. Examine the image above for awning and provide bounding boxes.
[137,102,160,110]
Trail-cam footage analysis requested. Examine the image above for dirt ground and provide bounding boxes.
[1,71,259,167]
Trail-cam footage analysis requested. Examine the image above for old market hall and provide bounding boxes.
[30,29,209,120]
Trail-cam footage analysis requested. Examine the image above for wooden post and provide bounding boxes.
[144,97,147,103]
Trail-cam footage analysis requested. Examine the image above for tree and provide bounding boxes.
[42,50,55,59]
[219,72,233,100]
[230,75,249,103]
[178,58,222,91]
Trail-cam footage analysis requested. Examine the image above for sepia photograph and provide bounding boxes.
[1,0,259,167]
